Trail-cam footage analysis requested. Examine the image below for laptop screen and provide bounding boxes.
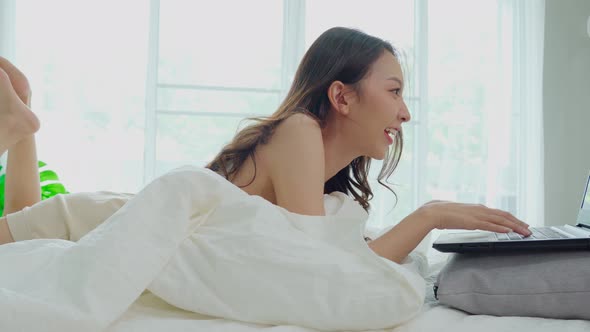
[577,171,590,226]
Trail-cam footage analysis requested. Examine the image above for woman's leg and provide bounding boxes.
[0,57,41,216]
[0,58,135,245]
[0,191,134,245]
[0,216,15,244]
[3,137,40,216]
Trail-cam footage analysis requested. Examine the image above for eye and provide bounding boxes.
[389,88,401,96]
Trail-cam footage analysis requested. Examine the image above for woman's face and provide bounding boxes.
[347,51,411,160]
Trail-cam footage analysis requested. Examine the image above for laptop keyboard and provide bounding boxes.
[496,227,570,241]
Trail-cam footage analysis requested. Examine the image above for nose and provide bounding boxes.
[399,100,411,122]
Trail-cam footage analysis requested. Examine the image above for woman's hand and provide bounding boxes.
[418,200,532,236]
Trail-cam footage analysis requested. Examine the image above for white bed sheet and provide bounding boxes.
[108,294,590,332]
[107,250,590,332]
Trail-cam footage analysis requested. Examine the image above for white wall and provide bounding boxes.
[543,0,590,226]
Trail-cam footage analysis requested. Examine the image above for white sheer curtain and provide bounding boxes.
[0,0,15,169]
[414,0,545,230]
[0,0,545,230]
[508,0,545,227]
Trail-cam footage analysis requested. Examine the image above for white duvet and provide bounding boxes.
[0,166,427,332]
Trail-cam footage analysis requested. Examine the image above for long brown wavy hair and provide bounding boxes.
[206,27,403,213]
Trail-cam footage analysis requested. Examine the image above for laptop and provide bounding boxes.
[432,170,590,253]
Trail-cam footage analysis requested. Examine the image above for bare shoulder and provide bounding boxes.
[265,113,326,216]
[269,113,324,153]
[282,112,321,127]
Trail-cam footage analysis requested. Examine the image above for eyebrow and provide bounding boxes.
[386,76,404,88]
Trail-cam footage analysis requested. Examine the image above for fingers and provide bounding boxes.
[475,205,527,225]
[473,204,531,235]
[482,214,531,236]
[472,221,513,233]
[429,201,533,236]
[477,212,529,236]
[490,208,529,228]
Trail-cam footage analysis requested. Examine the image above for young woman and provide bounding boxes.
[0,27,532,263]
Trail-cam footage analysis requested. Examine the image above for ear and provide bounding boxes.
[327,81,353,116]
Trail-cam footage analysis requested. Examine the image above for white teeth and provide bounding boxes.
[385,128,397,135]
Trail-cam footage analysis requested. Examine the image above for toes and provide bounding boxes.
[0,68,13,89]
[0,57,24,80]
[0,56,23,76]
[0,68,18,95]
[0,57,31,103]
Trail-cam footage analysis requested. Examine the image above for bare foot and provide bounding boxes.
[0,56,32,106]
[0,68,40,155]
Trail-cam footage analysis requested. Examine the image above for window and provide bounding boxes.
[147,0,421,228]
[13,0,150,193]
[151,0,284,177]
[6,0,544,230]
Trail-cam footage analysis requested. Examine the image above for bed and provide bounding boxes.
[1,166,588,331]
[106,249,590,332]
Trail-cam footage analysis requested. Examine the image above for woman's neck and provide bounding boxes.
[321,119,360,182]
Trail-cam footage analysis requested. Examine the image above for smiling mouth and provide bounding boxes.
[385,128,398,136]
[384,129,395,144]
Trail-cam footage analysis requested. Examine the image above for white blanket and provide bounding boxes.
[0,166,426,331]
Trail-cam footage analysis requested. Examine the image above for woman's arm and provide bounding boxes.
[3,134,40,216]
[368,208,433,264]
[368,201,532,264]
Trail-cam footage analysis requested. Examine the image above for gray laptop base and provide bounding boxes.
[432,230,590,253]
